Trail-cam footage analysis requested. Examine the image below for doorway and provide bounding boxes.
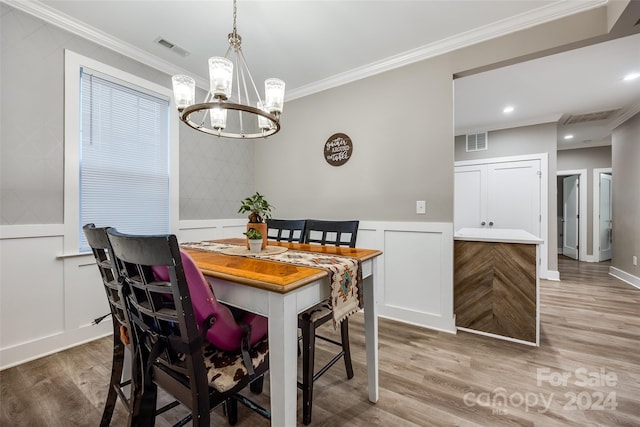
[593,168,613,262]
[557,169,587,261]
[562,175,579,259]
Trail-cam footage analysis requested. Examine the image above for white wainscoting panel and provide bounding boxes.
[65,256,112,329]
[1,219,456,369]
[362,222,456,333]
[0,227,114,370]
[178,219,247,242]
[1,235,66,348]
[384,231,444,315]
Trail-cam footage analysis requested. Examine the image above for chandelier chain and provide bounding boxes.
[229,0,241,49]
[233,0,238,37]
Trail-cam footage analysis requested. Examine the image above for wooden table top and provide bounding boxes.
[182,238,382,294]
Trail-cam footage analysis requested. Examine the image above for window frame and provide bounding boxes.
[63,50,179,255]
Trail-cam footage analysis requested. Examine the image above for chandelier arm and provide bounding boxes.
[239,57,250,107]
[195,92,214,129]
[232,53,245,133]
[238,49,263,106]
[224,45,233,59]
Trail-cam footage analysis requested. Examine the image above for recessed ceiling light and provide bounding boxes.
[503,106,514,114]
[564,134,574,140]
[623,72,640,81]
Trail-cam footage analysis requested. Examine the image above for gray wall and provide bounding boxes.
[557,145,612,257]
[255,55,455,222]
[455,123,558,272]
[611,113,640,277]
[255,6,608,230]
[0,4,252,224]
[178,118,254,219]
[455,123,557,161]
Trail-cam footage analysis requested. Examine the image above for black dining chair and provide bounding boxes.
[84,224,183,426]
[84,224,138,426]
[106,229,271,427]
[266,218,306,243]
[298,219,359,425]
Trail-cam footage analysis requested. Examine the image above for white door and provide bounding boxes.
[454,165,487,230]
[562,175,579,260]
[599,173,612,261]
[486,160,541,237]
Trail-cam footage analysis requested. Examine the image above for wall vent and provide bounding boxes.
[154,37,190,57]
[466,132,488,152]
[563,109,620,125]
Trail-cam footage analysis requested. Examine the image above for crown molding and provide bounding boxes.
[286,0,607,100]
[4,0,209,88]
[6,0,606,99]
[610,99,640,131]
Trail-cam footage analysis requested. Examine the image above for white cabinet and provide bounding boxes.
[455,159,541,238]
[454,164,487,229]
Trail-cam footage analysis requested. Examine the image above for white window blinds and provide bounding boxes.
[79,68,170,251]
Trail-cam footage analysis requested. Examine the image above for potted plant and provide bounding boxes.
[244,228,263,253]
[238,192,273,249]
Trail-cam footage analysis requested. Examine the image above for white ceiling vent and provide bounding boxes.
[154,37,190,57]
[563,109,620,125]
[466,132,488,152]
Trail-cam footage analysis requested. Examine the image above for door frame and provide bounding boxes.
[456,153,549,279]
[557,169,588,262]
[593,168,612,262]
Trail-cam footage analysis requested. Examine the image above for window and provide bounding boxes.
[64,50,178,255]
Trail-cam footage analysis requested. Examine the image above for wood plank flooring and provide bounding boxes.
[2,257,638,426]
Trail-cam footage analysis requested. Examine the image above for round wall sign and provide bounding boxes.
[324,133,353,166]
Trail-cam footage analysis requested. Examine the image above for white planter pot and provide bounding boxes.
[248,239,262,253]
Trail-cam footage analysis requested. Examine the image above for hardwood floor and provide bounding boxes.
[2,257,638,426]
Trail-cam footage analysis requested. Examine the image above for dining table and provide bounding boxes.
[181,238,382,427]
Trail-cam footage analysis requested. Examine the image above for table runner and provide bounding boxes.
[181,241,363,326]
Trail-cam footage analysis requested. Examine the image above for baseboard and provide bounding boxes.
[542,270,560,281]
[378,307,456,334]
[456,326,538,347]
[609,267,640,289]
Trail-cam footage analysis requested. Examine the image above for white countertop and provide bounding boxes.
[454,228,543,244]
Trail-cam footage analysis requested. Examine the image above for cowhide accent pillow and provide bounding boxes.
[203,337,269,393]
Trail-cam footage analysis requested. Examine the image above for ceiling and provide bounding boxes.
[15,0,640,148]
[455,32,640,149]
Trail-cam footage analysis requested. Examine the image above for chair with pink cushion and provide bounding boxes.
[107,229,270,426]
[151,250,268,353]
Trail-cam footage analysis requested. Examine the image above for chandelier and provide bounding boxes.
[171,0,285,139]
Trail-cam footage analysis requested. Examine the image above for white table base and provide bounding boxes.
[205,257,379,426]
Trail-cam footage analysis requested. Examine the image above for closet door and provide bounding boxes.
[454,164,487,230]
[598,173,613,261]
[562,175,580,259]
[487,160,541,237]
